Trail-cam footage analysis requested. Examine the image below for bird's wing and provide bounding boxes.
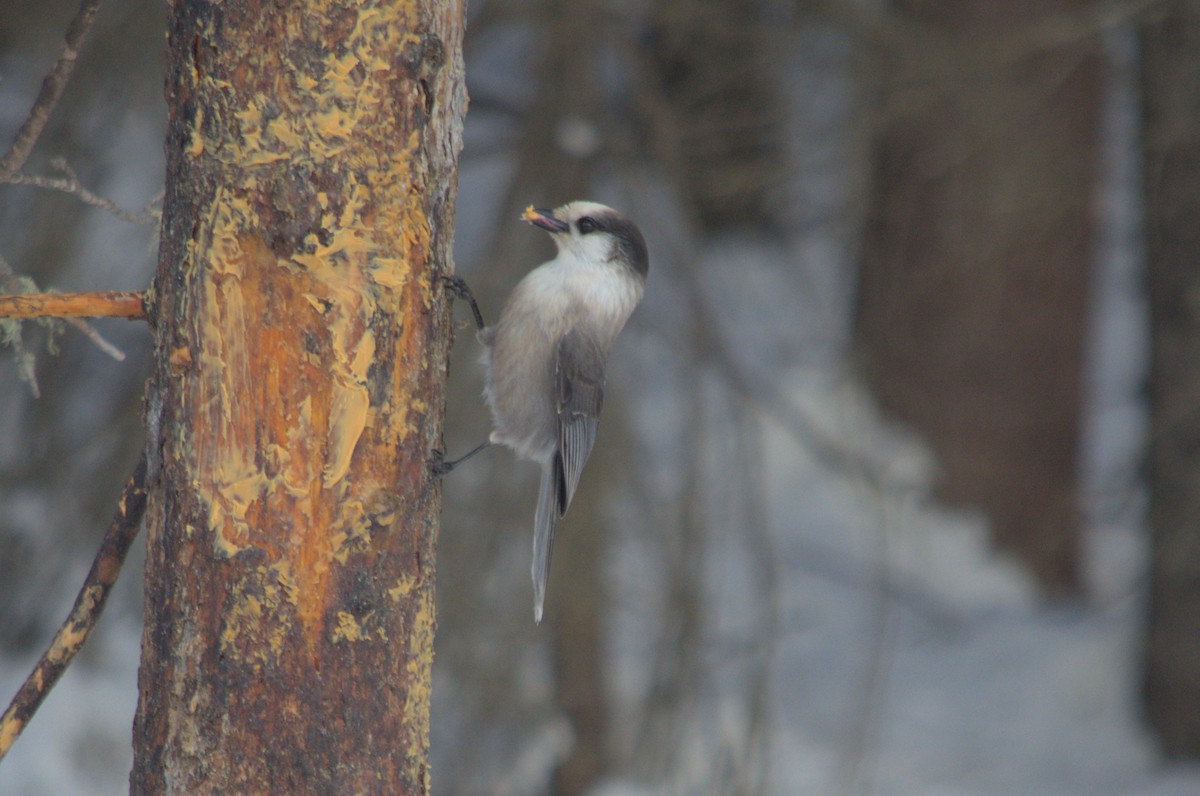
[530,330,604,623]
[554,328,606,515]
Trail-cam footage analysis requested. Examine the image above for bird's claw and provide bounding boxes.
[440,274,472,301]
[427,448,451,479]
[440,274,486,331]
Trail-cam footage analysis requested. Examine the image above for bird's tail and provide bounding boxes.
[532,464,560,624]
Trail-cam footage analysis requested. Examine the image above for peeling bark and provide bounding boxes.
[131,0,465,792]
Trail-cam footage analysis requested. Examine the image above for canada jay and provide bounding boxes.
[438,201,649,623]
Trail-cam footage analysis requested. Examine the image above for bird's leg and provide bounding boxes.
[441,274,486,331]
[432,274,489,479]
[428,440,492,479]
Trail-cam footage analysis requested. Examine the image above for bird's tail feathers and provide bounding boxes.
[532,465,560,624]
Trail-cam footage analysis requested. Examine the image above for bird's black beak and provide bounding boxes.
[521,206,570,233]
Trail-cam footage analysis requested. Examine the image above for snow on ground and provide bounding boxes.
[4,362,1198,794]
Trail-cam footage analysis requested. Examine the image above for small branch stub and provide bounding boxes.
[0,291,146,320]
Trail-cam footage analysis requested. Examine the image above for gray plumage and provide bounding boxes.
[481,201,648,622]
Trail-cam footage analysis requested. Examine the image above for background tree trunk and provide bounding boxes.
[130,0,465,791]
[1140,0,1200,759]
[855,0,1102,591]
[645,0,783,230]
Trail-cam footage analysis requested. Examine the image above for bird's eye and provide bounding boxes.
[577,217,598,234]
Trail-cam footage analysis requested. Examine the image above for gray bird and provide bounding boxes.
[439,201,649,622]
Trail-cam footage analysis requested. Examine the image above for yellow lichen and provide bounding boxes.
[46,587,103,662]
[218,562,300,668]
[0,717,25,753]
[388,574,416,602]
[402,587,436,759]
[187,107,205,158]
[332,610,374,644]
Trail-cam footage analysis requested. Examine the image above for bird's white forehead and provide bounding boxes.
[554,200,616,221]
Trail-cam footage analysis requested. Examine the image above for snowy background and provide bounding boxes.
[3,2,1200,795]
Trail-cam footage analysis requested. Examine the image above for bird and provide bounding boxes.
[437,201,648,622]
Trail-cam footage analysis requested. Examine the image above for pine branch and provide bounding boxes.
[0,456,149,763]
[0,0,106,180]
[0,291,147,320]
[2,169,158,226]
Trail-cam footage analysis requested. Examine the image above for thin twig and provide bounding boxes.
[3,171,157,226]
[0,291,147,320]
[0,455,149,762]
[65,317,126,360]
[1,252,131,369]
[9,333,40,398]
[0,0,107,180]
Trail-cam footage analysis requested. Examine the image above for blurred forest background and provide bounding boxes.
[3,0,1200,794]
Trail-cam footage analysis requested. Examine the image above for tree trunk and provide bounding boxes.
[855,1,1101,591]
[1140,0,1200,759]
[130,0,465,791]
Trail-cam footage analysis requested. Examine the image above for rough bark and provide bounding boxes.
[130,0,465,792]
[1140,0,1200,759]
[855,0,1101,591]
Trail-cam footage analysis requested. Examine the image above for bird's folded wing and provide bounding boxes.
[554,328,605,514]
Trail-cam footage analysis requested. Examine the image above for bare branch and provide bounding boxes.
[1,252,132,374]
[0,291,147,320]
[65,316,126,360]
[3,167,158,225]
[0,456,148,763]
[0,0,107,180]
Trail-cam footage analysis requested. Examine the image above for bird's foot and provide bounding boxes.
[427,448,453,479]
[440,274,486,331]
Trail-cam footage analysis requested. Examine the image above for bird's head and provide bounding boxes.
[522,201,648,279]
